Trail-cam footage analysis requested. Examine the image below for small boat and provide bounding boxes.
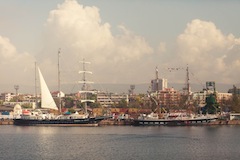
[133,112,218,126]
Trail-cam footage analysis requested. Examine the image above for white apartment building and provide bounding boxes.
[97,92,128,107]
[217,92,232,103]
[0,93,15,102]
[151,78,168,92]
[192,91,232,107]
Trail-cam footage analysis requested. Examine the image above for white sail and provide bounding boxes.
[38,67,58,110]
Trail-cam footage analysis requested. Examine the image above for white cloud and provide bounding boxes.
[3,1,240,94]
[157,42,166,54]
[41,0,153,85]
[0,36,16,60]
[0,35,35,92]
[174,19,240,84]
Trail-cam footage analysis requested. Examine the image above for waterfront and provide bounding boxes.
[0,126,239,160]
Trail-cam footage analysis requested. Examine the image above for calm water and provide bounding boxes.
[0,125,239,160]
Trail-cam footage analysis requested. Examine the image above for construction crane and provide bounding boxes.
[167,66,189,95]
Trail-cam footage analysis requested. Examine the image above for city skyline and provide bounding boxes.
[0,0,240,93]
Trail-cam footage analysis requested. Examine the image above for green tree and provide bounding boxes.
[116,99,128,108]
[68,108,76,113]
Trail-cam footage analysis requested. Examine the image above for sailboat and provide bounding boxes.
[14,61,104,126]
[38,67,58,111]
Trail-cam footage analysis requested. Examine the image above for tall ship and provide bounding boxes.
[133,112,218,126]
[14,54,104,126]
[133,66,218,126]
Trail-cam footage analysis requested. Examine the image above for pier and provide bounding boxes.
[1,119,240,126]
[0,119,13,125]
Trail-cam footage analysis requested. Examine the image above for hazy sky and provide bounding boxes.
[0,0,240,93]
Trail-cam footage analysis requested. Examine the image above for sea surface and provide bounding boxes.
[0,125,239,160]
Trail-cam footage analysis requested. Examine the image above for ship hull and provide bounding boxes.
[14,117,104,127]
[133,118,217,126]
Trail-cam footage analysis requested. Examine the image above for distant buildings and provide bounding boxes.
[151,67,167,92]
[192,90,232,106]
[52,91,65,98]
[192,91,207,107]
[159,88,180,108]
[228,85,240,95]
[0,93,15,102]
[97,92,128,107]
[149,67,180,108]
[0,74,236,111]
[151,78,168,92]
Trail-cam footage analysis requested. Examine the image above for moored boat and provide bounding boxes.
[14,115,103,127]
[133,112,218,126]
[14,57,105,126]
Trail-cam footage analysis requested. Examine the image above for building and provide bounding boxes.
[97,92,128,107]
[159,88,180,108]
[192,90,232,107]
[192,91,208,107]
[151,78,168,92]
[228,85,240,95]
[216,92,232,104]
[0,93,15,102]
[151,67,168,92]
[229,113,240,120]
[52,91,65,98]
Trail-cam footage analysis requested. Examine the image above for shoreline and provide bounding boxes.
[209,119,240,125]
[1,119,240,126]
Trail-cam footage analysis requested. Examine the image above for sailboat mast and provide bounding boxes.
[58,49,62,114]
[35,62,38,109]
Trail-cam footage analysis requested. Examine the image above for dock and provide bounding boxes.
[0,119,13,125]
[1,119,240,126]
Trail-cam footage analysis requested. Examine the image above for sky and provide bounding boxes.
[0,0,240,93]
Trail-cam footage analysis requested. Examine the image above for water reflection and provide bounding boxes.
[0,125,240,160]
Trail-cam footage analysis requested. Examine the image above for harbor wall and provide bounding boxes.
[0,119,13,125]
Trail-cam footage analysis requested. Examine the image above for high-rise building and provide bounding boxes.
[151,78,168,92]
[151,67,168,92]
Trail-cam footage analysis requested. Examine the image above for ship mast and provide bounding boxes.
[155,66,161,116]
[35,61,38,109]
[58,49,62,114]
[186,64,190,97]
[79,59,95,115]
[185,64,190,104]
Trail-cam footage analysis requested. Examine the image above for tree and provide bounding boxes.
[116,99,128,108]
[230,94,240,112]
[128,94,144,108]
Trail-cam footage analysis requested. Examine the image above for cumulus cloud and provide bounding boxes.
[157,42,167,54]
[0,36,35,92]
[4,1,240,94]
[40,0,153,85]
[175,19,240,84]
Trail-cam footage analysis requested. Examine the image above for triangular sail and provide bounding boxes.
[38,67,58,110]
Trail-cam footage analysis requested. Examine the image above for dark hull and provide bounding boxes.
[133,118,217,126]
[14,117,105,127]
